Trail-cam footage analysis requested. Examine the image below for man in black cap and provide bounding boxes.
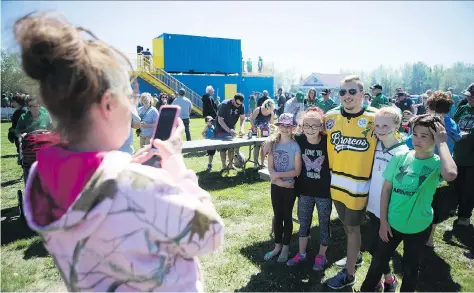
[395,92,414,113]
[369,84,390,109]
[316,88,337,113]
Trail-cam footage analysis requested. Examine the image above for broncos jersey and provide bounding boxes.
[324,106,378,210]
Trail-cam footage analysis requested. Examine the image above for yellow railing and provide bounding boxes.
[136,54,203,110]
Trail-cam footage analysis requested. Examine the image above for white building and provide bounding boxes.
[298,72,351,98]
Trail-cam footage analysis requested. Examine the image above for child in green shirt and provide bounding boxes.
[361,114,457,292]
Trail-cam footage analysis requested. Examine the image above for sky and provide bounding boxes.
[2,1,474,76]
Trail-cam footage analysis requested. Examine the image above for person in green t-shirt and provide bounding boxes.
[315,88,337,113]
[370,84,390,109]
[15,96,54,137]
[361,114,458,292]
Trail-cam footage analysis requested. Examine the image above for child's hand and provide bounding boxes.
[276,179,294,189]
[270,171,279,181]
[430,122,447,145]
[379,220,393,243]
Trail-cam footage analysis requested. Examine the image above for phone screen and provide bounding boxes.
[152,107,177,147]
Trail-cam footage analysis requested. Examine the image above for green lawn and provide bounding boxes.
[1,119,473,292]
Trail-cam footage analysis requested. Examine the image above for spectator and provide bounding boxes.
[172,88,193,141]
[8,93,28,152]
[316,88,337,113]
[246,58,253,73]
[258,56,263,73]
[363,93,372,107]
[370,84,390,109]
[138,93,159,148]
[284,91,305,123]
[395,92,415,113]
[142,48,152,70]
[118,107,141,154]
[276,88,286,116]
[414,94,428,115]
[393,87,404,102]
[202,116,216,171]
[452,82,474,228]
[215,93,246,171]
[15,12,224,292]
[202,85,218,121]
[257,90,270,107]
[15,95,53,137]
[248,95,257,117]
[167,93,176,105]
[250,99,275,167]
[304,88,317,109]
[1,93,10,107]
[156,93,168,110]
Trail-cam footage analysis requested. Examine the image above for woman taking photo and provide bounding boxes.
[16,11,224,292]
[137,92,158,148]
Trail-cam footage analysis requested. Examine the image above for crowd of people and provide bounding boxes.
[3,10,473,293]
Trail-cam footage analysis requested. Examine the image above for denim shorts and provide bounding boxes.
[215,132,233,152]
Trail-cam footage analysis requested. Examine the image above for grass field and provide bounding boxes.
[1,119,473,292]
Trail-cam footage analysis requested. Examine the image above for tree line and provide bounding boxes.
[349,62,474,96]
[274,62,473,96]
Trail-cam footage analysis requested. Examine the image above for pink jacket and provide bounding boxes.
[23,146,225,292]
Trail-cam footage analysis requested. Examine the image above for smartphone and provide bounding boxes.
[144,105,180,166]
[150,105,181,148]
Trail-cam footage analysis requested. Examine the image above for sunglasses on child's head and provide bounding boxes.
[339,89,359,96]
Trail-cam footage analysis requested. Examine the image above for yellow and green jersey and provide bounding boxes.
[325,106,378,210]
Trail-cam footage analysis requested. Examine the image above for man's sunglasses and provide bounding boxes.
[339,89,359,96]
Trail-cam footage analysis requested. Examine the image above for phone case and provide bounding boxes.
[150,105,181,141]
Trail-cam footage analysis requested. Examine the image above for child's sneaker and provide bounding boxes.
[335,251,364,268]
[207,164,212,171]
[326,268,356,290]
[384,275,398,292]
[375,280,384,292]
[287,253,306,266]
[312,255,327,271]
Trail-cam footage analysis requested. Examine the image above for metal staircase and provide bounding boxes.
[135,55,203,115]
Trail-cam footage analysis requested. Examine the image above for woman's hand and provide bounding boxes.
[131,144,159,165]
[379,220,393,243]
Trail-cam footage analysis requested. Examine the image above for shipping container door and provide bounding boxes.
[152,37,165,69]
[224,84,237,100]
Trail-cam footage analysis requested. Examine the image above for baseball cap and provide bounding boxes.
[447,87,454,92]
[397,92,407,97]
[321,88,331,95]
[370,84,383,90]
[178,88,186,95]
[296,91,305,102]
[462,83,474,97]
[275,113,296,127]
[205,116,214,122]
